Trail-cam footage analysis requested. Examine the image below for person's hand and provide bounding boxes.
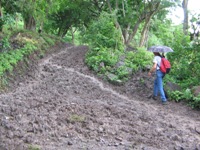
[148,72,152,77]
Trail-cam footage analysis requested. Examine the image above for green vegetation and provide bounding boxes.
[84,12,152,82]
[69,114,85,123]
[0,30,61,88]
[28,145,41,150]
[169,89,200,109]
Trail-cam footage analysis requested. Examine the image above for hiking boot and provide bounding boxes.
[152,96,158,100]
[162,101,168,105]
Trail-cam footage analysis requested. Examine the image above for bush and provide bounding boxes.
[86,47,120,73]
[83,11,124,51]
[125,47,153,71]
[0,30,60,89]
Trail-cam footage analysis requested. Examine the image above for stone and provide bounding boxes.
[192,86,200,97]
[165,82,181,92]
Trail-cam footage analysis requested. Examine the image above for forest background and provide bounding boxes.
[0,0,200,108]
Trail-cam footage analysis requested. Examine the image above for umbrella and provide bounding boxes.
[148,45,174,53]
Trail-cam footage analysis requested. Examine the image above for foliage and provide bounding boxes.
[28,145,41,150]
[84,12,127,81]
[1,0,64,31]
[0,43,36,76]
[45,0,93,37]
[103,0,179,46]
[86,47,120,73]
[0,30,59,89]
[69,114,85,123]
[83,11,124,51]
[190,95,200,109]
[169,90,183,102]
[1,37,11,51]
[0,18,4,31]
[2,14,16,29]
[125,47,153,71]
[151,21,199,87]
[169,89,200,109]
[148,14,200,109]
[1,0,20,15]
[84,11,156,82]
[115,66,130,80]
[149,20,172,46]
[167,27,199,88]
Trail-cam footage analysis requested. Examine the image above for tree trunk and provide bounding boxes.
[139,13,155,47]
[122,24,130,45]
[15,15,18,29]
[124,2,160,46]
[58,26,69,38]
[106,0,160,47]
[24,15,36,31]
[71,27,77,44]
[139,20,150,47]
[125,20,142,45]
[182,0,189,35]
[0,1,3,18]
[106,0,125,44]
[0,1,3,32]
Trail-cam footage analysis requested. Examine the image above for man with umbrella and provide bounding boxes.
[147,46,173,105]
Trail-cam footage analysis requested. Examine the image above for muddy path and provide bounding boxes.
[0,44,200,150]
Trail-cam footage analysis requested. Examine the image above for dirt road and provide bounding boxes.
[0,44,200,150]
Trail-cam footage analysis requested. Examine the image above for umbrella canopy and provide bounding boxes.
[148,45,174,53]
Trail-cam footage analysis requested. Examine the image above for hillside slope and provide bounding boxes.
[0,44,200,150]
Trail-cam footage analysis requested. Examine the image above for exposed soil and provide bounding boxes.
[0,44,200,150]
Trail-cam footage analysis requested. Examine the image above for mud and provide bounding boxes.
[0,44,200,150]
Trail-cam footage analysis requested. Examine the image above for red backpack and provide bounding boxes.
[159,57,171,74]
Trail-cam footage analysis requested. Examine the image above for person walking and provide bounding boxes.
[148,52,168,105]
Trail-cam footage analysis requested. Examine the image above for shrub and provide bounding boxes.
[125,47,153,71]
[83,11,124,51]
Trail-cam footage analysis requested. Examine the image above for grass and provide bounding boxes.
[69,114,85,123]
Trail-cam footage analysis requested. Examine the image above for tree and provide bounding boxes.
[1,0,62,31]
[0,0,19,31]
[47,0,96,37]
[139,2,161,47]
[0,1,3,32]
[105,0,180,47]
[182,0,189,35]
[190,14,200,41]
[17,0,48,30]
